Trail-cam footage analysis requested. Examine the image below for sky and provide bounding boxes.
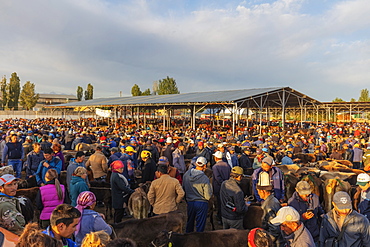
[0,0,370,102]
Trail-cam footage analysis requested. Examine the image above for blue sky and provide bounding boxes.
[0,0,369,102]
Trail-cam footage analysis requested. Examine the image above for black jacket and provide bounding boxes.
[220,177,248,220]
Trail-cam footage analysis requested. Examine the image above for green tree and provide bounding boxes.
[332,97,344,102]
[350,98,356,102]
[157,76,180,95]
[19,81,39,110]
[8,72,21,110]
[359,89,370,102]
[141,88,151,96]
[77,86,83,101]
[131,84,142,96]
[0,76,8,109]
[84,83,94,100]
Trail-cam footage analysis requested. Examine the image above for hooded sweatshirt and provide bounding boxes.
[182,168,212,202]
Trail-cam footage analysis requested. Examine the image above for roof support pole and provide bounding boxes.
[163,106,166,132]
[193,105,196,130]
[144,108,146,129]
[137,106,140,128]
[316,106,319,125]
[232,103,236,136]
[334,107,337,123]
[350,104,352,123]
[281,90,286,130]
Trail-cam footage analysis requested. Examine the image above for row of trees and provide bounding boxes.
[131,76,180,96]
[76,83,94,101]
[333,89,370,102]
[1,72,39,110]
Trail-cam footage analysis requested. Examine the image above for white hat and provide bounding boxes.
[213,151,223,159]
[0,174,18,186]
[166,137,172,143]
[196,157,207,166]
[271,206,300,225]
[217,144,223,148]
[357,173,370,185]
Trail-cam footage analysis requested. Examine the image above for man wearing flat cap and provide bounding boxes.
[319,191,370,247]
[288,181,324,243]
[252,156,284,202]
[220,166,248,230]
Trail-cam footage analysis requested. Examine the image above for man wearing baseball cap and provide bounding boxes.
[271,206,315,246]
[220,166,248,230]
[212,150,231,224]
[357,173,370,220]
[252,156,284,202]
[319,191,370,247]
[182,156,212,232]
[0,174,25,234]
[288,181,324,243]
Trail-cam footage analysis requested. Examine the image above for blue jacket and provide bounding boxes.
[66,159,89,191]
[35,156,62,185]
[75,209,112,246]
[43,226,77,247]
[319,210,370,247]
[288,192,324,241]
[69,176,89,207]
[281,156,294,165]
[26,150,44,176]
[212,161,231,196]
[359,199,370,221]
[252,167,284,202]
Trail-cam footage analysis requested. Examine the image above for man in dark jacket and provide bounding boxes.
[342,144,354,162]
[25,143,44,178]
[196,141,211,164]
[288,181,324,242]
[220,166,248,229]
[2,134,24,178]
[239,147,252,172]
[212,151,231,224]
[256,173,282,245]
[319,191,370,247]
[182,156,212,233]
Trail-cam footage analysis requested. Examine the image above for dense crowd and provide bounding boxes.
[0,118,370,246]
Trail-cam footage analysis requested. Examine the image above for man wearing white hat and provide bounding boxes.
[319,191,370,247]
[182,156,212,233]
[356,173,370,220]
[0,174,25,234]
[271,206,315,247]
[212,150,231,224]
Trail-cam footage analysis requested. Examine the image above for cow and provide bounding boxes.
[113,211,185,247]
[276,164,300,174]
[300,173,323,200]
[243,204,263,230]
[150,229,250,247]
[0,165,14,176]
[16,187,40,205]
[17,176,37,189]
[74,143,98,152]
[90,187,112,219]
[128,182,151,219]
[323,178,351,213]
[284,173,299,201]
[16,196,35,224]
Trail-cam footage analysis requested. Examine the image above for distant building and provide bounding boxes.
[35,94,78,108]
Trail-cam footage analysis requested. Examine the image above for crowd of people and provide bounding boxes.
[0,117,370,246]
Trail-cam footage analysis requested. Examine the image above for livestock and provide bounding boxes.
[128,182,151,219]
[243,204,263,230]
[323,178,351,212]
[17,196,35,224]
[284,173,299,200]
[17,176,37,189]
[150,229,250,247]
[59,171,67,188]
[300,173,323,199]
[294,153,316,164]
[319,160,363,174]
[276,164,300,174]
[240,176,253,197]
[16,187,39,205]
[90,187,112,219]
[74,143,98,152]
[113,211,184,247]
[0,165,14,176]
[320,171,358,186]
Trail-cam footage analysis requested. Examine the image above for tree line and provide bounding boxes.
[1,72,39,110]
[333,89,370,102]
[76,84,94,101]
[131,76,180,96]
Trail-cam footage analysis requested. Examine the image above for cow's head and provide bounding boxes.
[150,231,173,247]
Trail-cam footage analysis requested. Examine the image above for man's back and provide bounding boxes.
[86,151,108,178]
[148,174,184,214]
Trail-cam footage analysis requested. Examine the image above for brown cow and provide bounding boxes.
[16,187,40,204]
[243,204,263,229]
[284,173,300,200]
[323,178,351,213]
[151,229,251,247]
[113,211,185,247]
[128,182,151,219]
[300,173,322,199]
[90,187,113,219]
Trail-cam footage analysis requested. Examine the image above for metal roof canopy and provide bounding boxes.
[47,87,320,109]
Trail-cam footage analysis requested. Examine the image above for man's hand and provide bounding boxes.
[40,183,45,186]
[302,211,314,220]
[43,162,50,168]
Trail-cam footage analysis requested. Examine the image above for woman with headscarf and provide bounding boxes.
[110,160,134,223]
[70,167,89,207]
[74,191,112,246]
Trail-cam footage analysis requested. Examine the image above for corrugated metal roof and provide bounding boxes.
[47,87,320,108]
